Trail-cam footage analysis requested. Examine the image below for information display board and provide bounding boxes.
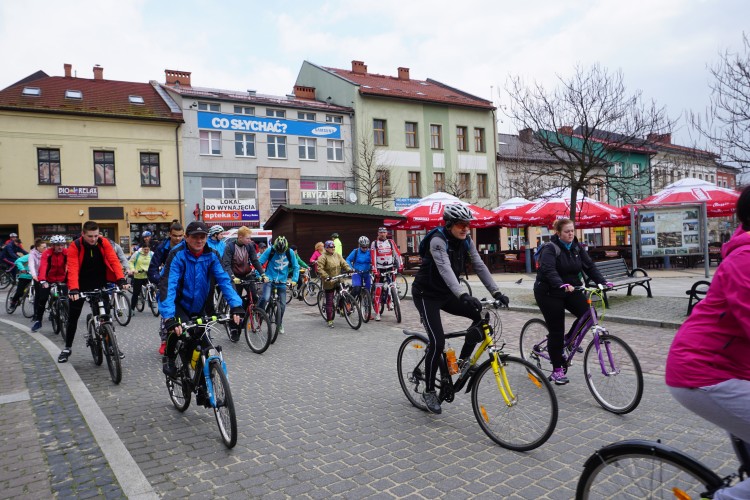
[638,205,704,256]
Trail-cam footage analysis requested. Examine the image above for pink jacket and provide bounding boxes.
[665,227,750,388]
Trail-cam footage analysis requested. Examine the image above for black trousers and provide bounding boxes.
[12,277,31,304]
[533,289,589,369]
[412,286,481,392]
[65,291,111,349]
[130,277,148,309]
[34,281,49,322]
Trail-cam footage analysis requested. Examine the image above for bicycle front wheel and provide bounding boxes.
[471,355,558,451]
[4,284,17,314]
[22,288,34,318]
[0,271,13,290]
[395,273,408,300]
[101,324,122,384]
[358,289,372,323]
[166,345,191,411]
[341,293,362,330]
[285,287,294,304]
[317,290,328,320]
[575,439,724,500]
[148,289,159,316]
[114,293,132,327]
[392,291,402,324]
[396,336,440,411]
[245,307,272,354]
[583,334,644,414]
[267,302,279,344]
[303,281,320,306]
[88,320,103,365]
[135,290,145,312]
[519,318,553,376]
[459,278,472,297]
[209,360,237,448]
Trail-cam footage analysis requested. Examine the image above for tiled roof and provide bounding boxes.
[497,133,559,163]
[319,64,494,110]
[164,84,353,113]
[646,140,718,160]
[0,74,183,122]
[572,127,657,155]
[264,203,405,228]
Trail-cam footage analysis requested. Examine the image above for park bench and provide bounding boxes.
[586,257,652,307]
[685,280,710,315]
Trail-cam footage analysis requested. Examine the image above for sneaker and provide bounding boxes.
[9,299,18,309]
[162,356,177,378]
[110,346,125,359]
[229,329,241,342]
[277,325,284,335]
[422,390,442,414]
[58,348,71,363]
[549,367,569,385]
[297,295,303,301]
[31,321,42,332]
[327,320,334,328]
[374,313,381,321]
[158,341,166,355]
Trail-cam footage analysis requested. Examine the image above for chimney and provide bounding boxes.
[647,132,672,144]
[351,60,368,75]
[64,63,72,78]
[93,65,103,80]
[558,126,573,135]
[293,85,316,100]
[397,67,410,80]
[519,128,534,144]
[164,69,192,87]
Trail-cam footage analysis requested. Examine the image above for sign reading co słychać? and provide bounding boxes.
[203,198,259,222]
[197,112,341,138]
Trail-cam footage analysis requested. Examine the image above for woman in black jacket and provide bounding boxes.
[533,218,609,385]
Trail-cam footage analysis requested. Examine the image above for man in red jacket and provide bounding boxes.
[58,221,128,363]
[35,235,68,332]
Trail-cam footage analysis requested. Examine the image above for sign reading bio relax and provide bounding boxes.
[58,186,98,199]
[197,112,341,139]
[203,199,259,222]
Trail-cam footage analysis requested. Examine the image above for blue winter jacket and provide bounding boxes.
[207,237,226,259]
[259,247,299,284]
[148,238,175,284]
[346,248,371,272]
[159,241,241,319]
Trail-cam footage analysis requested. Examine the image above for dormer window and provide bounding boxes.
[22,87,41,96]
[65,90,83,100]
[128,95,145,105]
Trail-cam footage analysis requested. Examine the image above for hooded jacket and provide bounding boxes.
[38,248,68,283]
[666,226,750,388]
[67,237,124,291]
[533,235,605,297]
[259,247,300,284]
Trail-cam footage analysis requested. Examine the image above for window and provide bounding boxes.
[233,105,255,115]
[477,174,488,198]
[301,180,345,205]
[299,137,317,160]
[373,119,387,146]
[326,115,343,123]
[632,163,640,179]
[409,172,421,198]
[612,162,623,176]
[140,153,160,186]
[474,128,486,152]
[197,102,220,112]
[200,130,222,155]
[267,135,287,159]
[405,122,418,148]
[327,140,344,161]
[456,126,468,151]
[298,111,315,121]
[201,177,256,200]
[615,196,624,207]
[22,87,41,96]
[235,133,256,157]
[37,148,61,185]
[458,173,470,197]
[434,172,445,192]
[270,179,288,209]
[266,109,285,118]
[128,95,144,105]
[430,124,442,149]
[376,170,390,197]
[93,151,115,186]
[65,90,82,100]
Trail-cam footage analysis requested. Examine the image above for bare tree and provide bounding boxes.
[347,135,394,208]
[690,33,750,171]
[504,63,672,220]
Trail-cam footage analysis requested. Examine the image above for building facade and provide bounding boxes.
[160,70,354,227]
[0,64,183,249]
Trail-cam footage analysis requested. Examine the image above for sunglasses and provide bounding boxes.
[454,222,472,229]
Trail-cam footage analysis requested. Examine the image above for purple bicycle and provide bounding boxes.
[519,284,644,414]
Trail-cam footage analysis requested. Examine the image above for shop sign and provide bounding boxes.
[131,208,172,220]
[57,186,98,199]
[197,112,341,138]
[203,198,259,222]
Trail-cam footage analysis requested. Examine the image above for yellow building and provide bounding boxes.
[0,64,183,252]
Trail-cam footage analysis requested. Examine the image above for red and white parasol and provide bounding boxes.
[635,178,739,217]
[384,192,498,230]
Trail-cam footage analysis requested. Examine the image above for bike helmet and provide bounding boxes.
[331,232,339,238]
[358,236,370,248]
[274,236,288,253]
[209,225,224,237]
[50,235,66,244]
[142,230,152,238]
[442,203,474,224]
[324,240,335,249]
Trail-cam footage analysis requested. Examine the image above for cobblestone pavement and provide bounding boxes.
[1,270,738,499]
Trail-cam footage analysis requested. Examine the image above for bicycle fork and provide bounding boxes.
[202,348,228,408]
[591,326,619,376]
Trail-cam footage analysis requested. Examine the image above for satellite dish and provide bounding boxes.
[348,193,357,203]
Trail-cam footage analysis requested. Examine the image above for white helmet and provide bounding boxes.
[209,225,224,236]
[50,235,66,244]
[358,236,370,248]
[442,204,474,223]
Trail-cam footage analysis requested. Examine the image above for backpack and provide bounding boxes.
[534,241,561,270]
[418,227,470,258]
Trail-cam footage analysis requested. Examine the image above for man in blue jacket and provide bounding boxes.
[159,221,243,377]
[258,236,299,335]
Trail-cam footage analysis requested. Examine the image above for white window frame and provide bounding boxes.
[430,124,442,150]
[235,133,256,157]
[200,130,222,156]
[612,162,623,176]
[297,111,316,121]
[267,135,287,159]
[233,105,255,115]
[198,102,220,112]
[632,163,640,179]
[326,115,343,123]
[266,109,286,118]
[298,137,317,160]
[327,140,344,162]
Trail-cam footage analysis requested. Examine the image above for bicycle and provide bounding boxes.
[135,281,159,317]
[350,271,372,323]
[0,263,16,290]
[263,280,287,343]
[82,289,123,384]
[233,278,272,354]
[108,285,133,327]
[47,283,69,338]
[165,315,238,448]
[373,268,401,323]
[316,273,362,330]
[575,434,749,499]
[4,280,34,317]
[395,272,408,300]
[397,298,558,451]
[301,270,321,306]
[519,284,644,414]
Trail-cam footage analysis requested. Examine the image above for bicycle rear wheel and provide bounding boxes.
[392,291,402,324]
[575,439,724,500]
[395,273,408,300]
[583,334,643,414]
[519,318,553,376]
[317,289,328,320]
[88,319,103,365]
[471,355,558,451]
[58,301,69,339]
[4,284,17,314]
[0,270,13,290]
[358,289,372,323]
[113,293,132,326]
[285,286,294,304]
[101,324,122,384]
[166,345,191,411]
[245,307,272,354]
[396,336,442,411]
[303,281,320,306]
[22,288,34,318]
[209,359,237,448]
[135,290,145,312]
[341,293,361,330]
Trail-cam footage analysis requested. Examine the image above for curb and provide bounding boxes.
[507,305,682,330]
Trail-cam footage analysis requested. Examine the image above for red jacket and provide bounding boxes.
[67,237,124,290]
[38,248,68,283]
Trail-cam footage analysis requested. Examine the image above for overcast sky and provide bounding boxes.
[1,0,747,148]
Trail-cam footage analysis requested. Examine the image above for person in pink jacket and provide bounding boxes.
[665,185,750,500]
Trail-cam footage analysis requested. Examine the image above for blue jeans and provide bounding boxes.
[259,282,286,325]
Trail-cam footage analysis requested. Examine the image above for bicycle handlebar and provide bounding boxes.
[478,297,510,310]
[325,273,353,281]
[572,284,612,292]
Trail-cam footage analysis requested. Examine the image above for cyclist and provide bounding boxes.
[148,221,184,355]
[331,232,343,256]
[1,232,27,278]
[37,235,68,333]
[27,238,46,329]
[666,186,750,500]
[160,221,244,377]
[128,243,153,312]
[370,227,403,321]
[58,221,129,364]
[346,236,373,313]
[258,236,299,335]
[9,252,33,313]
[533,218,610,385]
[109,238,130,278]
[309,241,324,277]
[221,226,266,340]
[207,225,226,257]
[289,245,310,300]
[132,230,152,253]
[316,240,353,328]
[412,204,509,414]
